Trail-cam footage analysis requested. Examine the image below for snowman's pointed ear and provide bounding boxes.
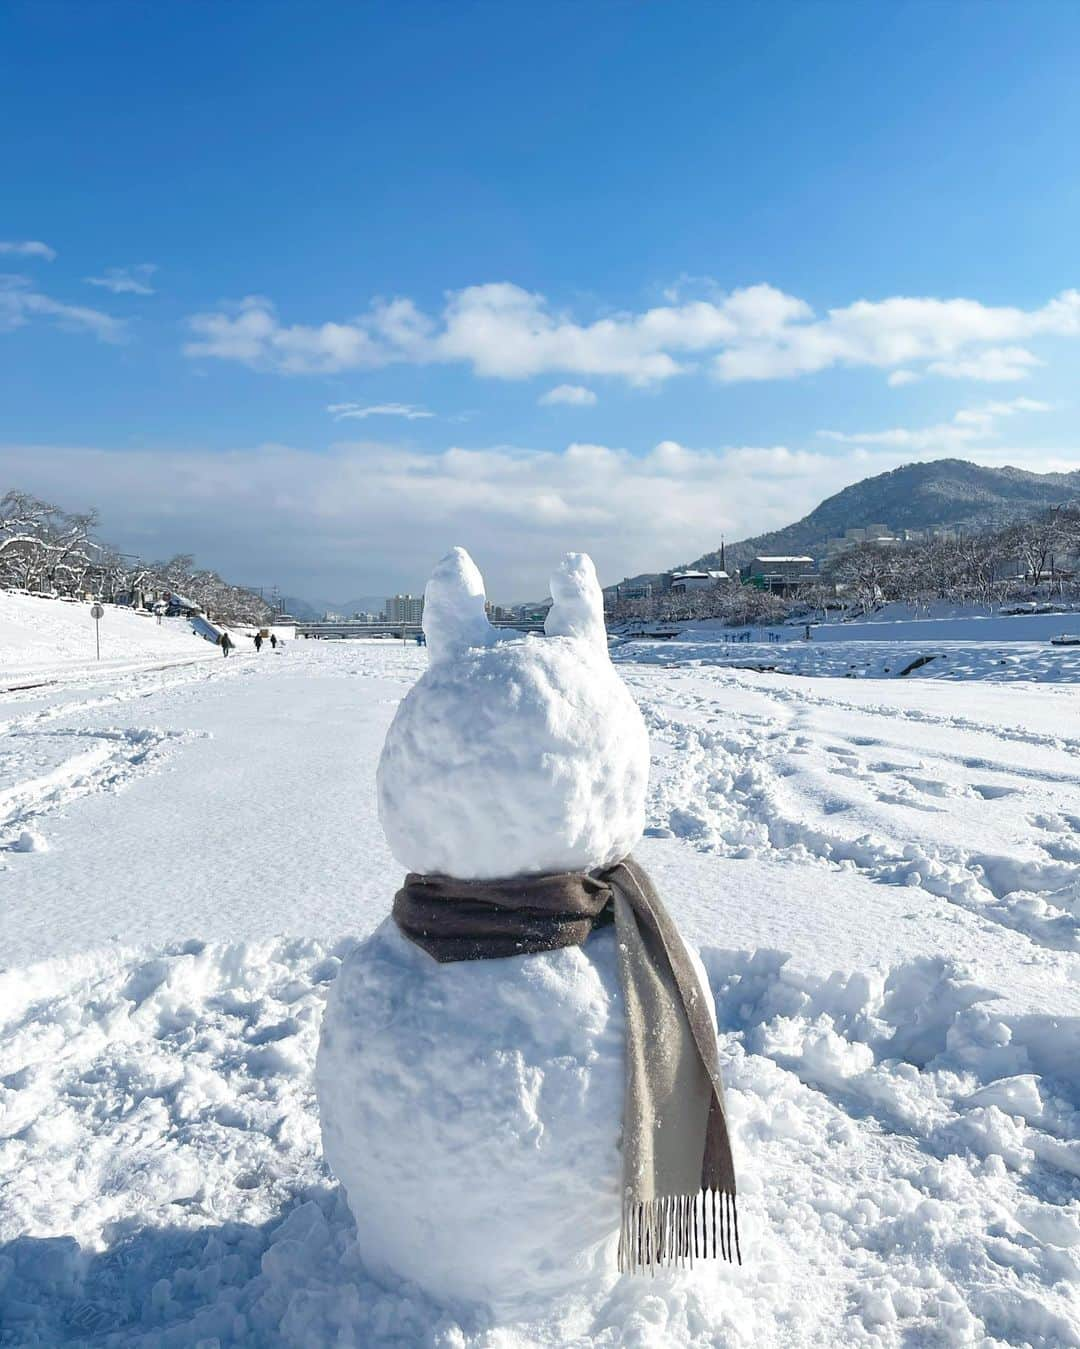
[545,552,608,655]
[423,547,496,664]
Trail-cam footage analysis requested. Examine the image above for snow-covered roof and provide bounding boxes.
[754,556,814,564]
[671,569,728,580]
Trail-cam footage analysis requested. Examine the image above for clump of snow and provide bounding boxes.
[9,827,47,852]
[376,549,649,878]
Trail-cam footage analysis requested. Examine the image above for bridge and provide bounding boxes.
[294,618,547,640]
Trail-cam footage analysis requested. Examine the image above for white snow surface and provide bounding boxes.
[422,547,501,666]
[805,608,1080,644]
[617,636,1080,683]
[676,604,1080,647]
[2,627,1079,1346]
[0,590,217,683]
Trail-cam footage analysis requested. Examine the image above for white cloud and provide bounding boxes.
[0,274,125,342]
[952,396,1050,423]
[819,396,1051,451]
[0,240,56,261]
[182,282,809,384]
[84,264,157,296]
[926,346,1042,382]
[185,296,386,373]
[713,293,1080,383]
[181,281,1080,387]
[327,402,434,421]
[538,384,597,406]
[887,369,920,387]
[4,434,1074,601]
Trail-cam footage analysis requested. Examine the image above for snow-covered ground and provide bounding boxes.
[670,604,1080,652]
[802,609,1080,645]
[2,638,1079,1346]
[0,591,222,688]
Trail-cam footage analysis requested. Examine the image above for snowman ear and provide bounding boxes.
[545,552,608,655]
[423,547,497,664]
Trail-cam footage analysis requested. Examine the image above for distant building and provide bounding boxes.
[613,581,653,603]
[668,569,730,592]
[823,524,902,560]
[513,601,552,622]
[749,556,816,592]
[385,593,424,624]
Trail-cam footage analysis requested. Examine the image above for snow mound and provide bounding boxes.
[0,590,210,680]
[377,549,649,878]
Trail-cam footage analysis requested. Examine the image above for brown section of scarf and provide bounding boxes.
[393,855,740,1274]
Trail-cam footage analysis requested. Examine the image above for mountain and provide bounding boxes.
[607,459,1080,593]
[706,459,1080,573]
[331,595,392,617]
[277,594,323,620]
[276,594,391,619]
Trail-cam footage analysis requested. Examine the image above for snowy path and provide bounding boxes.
[1,644,1078,1347]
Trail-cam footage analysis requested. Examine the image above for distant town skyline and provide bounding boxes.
[3,2,1080,597]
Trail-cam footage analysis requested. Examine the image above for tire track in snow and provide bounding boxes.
[0,657,249,740]
[0,725,206,854]
[728,674,1080,758]
[0,660,248,854]
[622,661,1080,758]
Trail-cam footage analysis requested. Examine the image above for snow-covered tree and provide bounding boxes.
[1,488,276,622]
[826,543,895,615]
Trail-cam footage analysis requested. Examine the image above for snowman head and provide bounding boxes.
[376,547,649,881]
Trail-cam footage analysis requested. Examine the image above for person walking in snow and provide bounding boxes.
[220,632,233,658]
[270,633,277,649]
[254,633,263,653]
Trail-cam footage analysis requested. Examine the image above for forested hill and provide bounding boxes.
[605,458,1080,596]
[695,459,1080,573]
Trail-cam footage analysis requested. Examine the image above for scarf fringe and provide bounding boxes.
[618,1189,741,1275]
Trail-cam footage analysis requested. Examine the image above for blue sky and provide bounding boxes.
[2,0,1080,601]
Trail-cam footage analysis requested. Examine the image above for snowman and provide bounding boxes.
[316,548,738,1314]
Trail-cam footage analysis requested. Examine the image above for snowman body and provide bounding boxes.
[316,550,651,1310]
[318,921,625,1309]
